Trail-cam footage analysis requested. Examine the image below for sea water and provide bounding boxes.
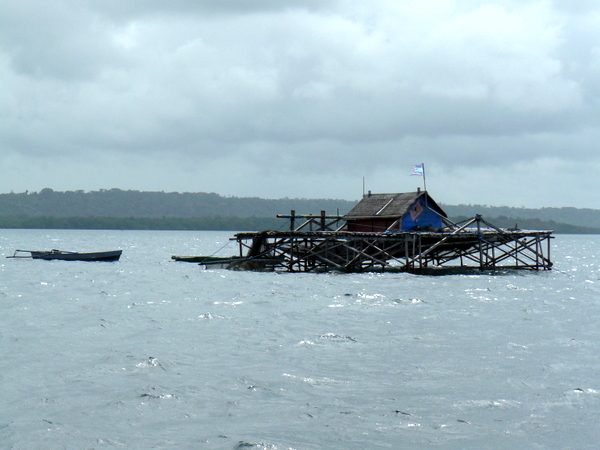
[1,229,600,449]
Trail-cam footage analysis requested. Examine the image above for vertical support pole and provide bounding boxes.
[289,235,294,272]
[411,235,416,271]
[476,214,483,270]
[290,210,295,231]
[404,235,408,271]
[321,210,326,231]
[547,235,551,270]
[418,234,422,273]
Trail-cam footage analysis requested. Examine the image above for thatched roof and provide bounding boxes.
[343,192,446,220]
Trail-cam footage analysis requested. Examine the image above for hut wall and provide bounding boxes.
[346,218,396,232]
[400,199,443,231]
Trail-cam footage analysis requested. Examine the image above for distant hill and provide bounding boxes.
[441,204,600,229]
[446,215,600,234]
[0,189,599,232]
[0,188,355,218]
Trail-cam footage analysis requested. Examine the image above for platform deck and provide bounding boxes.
[230,215,553,273]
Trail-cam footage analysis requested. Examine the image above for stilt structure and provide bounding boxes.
[202,191,553,273]
[226,214,552,273]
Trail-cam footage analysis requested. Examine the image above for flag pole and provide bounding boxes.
[422,162,427,192]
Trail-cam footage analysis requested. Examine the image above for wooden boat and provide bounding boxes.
[171,255,243,263]
[171,255,246,266]
[7,249,122,261]
[171,254,284,270]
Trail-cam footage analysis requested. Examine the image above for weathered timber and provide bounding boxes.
[227,213,553,273]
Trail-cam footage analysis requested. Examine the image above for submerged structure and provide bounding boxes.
[203,190,553,273]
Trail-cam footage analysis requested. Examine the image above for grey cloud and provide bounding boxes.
[2,0,600,207]
[86,0,334,21]
[0,2,126,81]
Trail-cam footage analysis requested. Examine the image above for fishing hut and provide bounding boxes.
[215,190,553,273]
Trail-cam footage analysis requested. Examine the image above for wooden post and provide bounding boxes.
[476,214,483,270]
[547,235,551,270]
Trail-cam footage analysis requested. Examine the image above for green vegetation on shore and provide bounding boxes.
[0,188,598,233]
[0,215,282,231]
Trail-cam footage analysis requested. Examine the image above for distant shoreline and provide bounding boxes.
[1,189,599,233]
[0,215,597,234]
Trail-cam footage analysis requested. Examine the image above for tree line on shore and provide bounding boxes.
[0,188,598,233]
[0,188,355,218]
[0,215,282,231]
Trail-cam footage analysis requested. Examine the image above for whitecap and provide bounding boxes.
[295,340,320,347]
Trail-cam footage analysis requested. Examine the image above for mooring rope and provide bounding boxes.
[203,238,234,258]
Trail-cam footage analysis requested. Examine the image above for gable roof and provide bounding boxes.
[343,191,447,220]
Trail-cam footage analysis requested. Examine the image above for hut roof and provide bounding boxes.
[343,191,447,220]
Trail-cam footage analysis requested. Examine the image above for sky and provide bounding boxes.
[1,0,600,208]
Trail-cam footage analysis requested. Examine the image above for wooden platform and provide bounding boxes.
[229,214,553,273]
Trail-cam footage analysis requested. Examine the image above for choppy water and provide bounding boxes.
[1,229,600,449]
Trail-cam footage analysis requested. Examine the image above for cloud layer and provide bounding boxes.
[1,0,600,207]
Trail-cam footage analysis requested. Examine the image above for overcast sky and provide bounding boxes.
[1,0,600,208]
